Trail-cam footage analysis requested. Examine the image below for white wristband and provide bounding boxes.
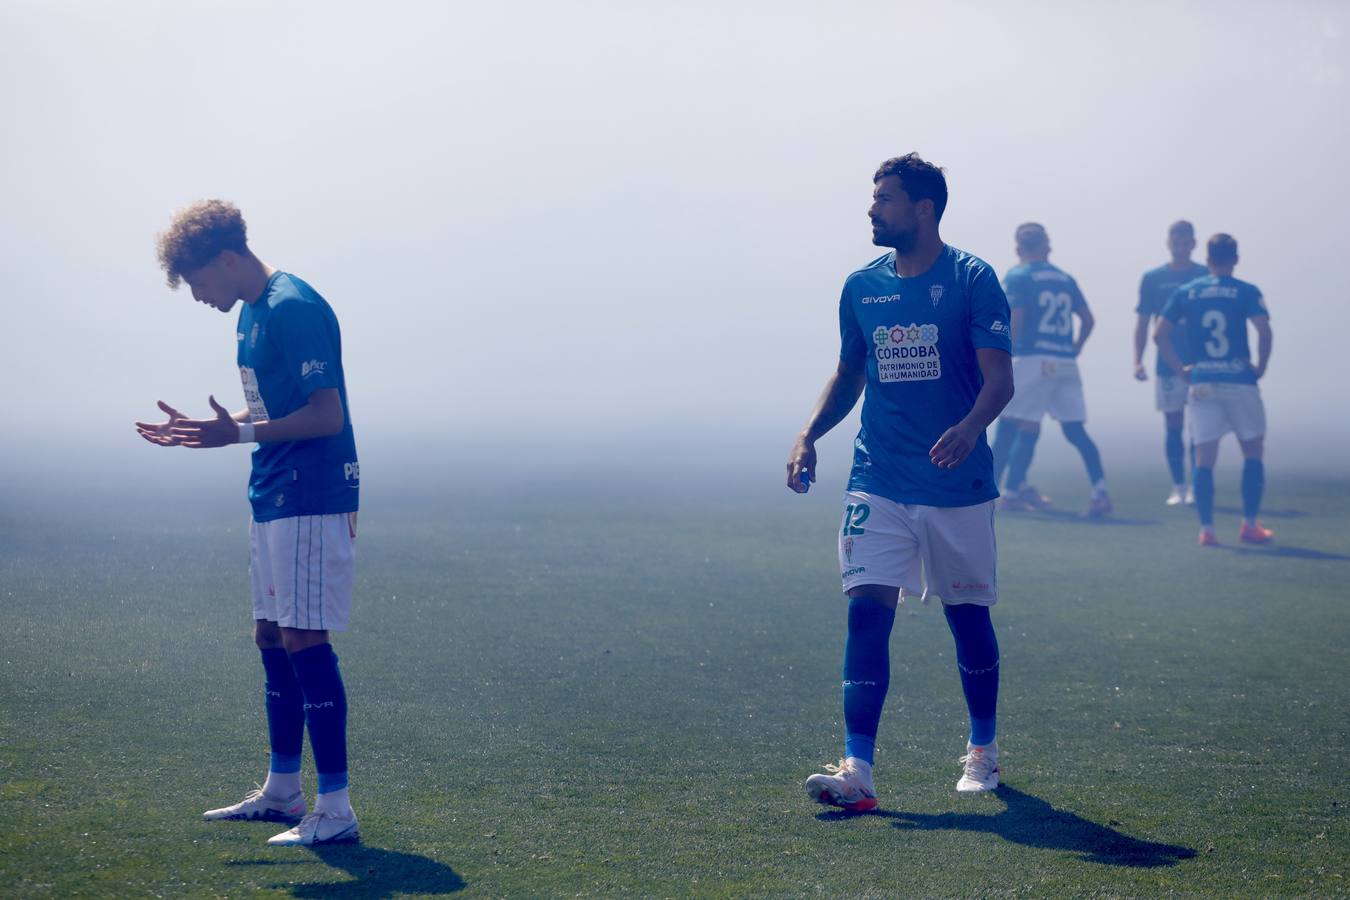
[237,421,256,444]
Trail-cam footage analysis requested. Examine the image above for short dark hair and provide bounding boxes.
[874,153,948,223]
[1169,220,1195,238]
[156,199,249,288]
[1207,233,1238,264]
[1015,222,1048,251]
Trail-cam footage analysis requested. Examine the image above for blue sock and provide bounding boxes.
[290,643,348,794]
[1062,422,1104,485]
[944,603,999,746]
[1005,429,1040,490]
[260,648,304,774]
[990,419,1017,489]
[1241,459,1264,520]
[842,597,895,765]
[1165,428,1185,485]
[1194,466,1215,527]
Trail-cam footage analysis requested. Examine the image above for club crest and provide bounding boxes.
[843,536,854,563]
[929,284,944,307]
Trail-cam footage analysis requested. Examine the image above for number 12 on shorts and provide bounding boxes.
[843,503,870,536]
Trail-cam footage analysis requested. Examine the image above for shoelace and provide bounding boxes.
[821,760,871,797]
[960,751,996,781]
[235,785,267,806]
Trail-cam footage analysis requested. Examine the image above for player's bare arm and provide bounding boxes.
[929,347,1013,469]
[1251,315,1272,379]
[786,358,867,492]
[1073,305,1095,355]
[1009,306,1025,347]
[1152,318,1188,380]
[139,389,344,449]
[1133,312,1151,380]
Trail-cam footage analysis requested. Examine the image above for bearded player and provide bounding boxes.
[1155,233,1274,546]
[786,154,1014,810]
[136,200,361,846]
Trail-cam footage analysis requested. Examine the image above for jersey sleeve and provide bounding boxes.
[269,300,343,398]
[971,265,1013,352]
[839,284,867,365]
[1069,276,1088,313]
[1001,269,1029,311]
[1135,272,1153,315]
[1248,286,1270,319]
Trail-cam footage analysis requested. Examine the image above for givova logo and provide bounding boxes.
[872,323,941,382]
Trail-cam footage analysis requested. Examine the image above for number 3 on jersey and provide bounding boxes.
[843,503,870,536]
[1201,309,1229,358]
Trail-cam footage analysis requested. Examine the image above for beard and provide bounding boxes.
[873,223,918,253]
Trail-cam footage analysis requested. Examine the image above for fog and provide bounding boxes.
[2,0,1347,496]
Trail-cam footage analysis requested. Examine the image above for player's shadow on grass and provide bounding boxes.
[1002,508,1158,527]
[231,845,465,898]
[1225,544,1350,561]
[821,785,1195,868]
[1214,505,1305,519]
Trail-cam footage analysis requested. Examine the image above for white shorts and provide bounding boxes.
[250,512,357,632]
[1155,375,1188,414]
[1004,355,1087,423]
[1188,383,1265,445]
[838,492,997,606]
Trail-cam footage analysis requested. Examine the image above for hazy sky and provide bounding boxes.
[2,0,1347,482]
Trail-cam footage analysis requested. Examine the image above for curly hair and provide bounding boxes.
[874,153,948,223]
[156,200,248,288]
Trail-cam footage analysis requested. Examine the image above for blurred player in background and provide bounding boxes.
[1155,233,1273,546]
[1134,220,1208,505]
[787,154,1015,810]
[137,200,361,846]
[989,223,1111,518]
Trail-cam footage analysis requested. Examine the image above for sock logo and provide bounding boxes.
[304,701,336,710]
[842,679,879,687]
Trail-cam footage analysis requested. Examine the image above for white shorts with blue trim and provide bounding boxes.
[1155,374,1188,414]
[1188,382,1265,445]
[250,512,357,631]
[1004,354,1087,423]
[838,492,997,606]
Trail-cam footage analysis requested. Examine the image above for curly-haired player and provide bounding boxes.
[137,200,361,846]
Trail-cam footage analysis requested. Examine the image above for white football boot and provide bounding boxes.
[956,742,1000,792]
[267,809,360,846]
[1165,486,1186,506]
[203,786,306,823]
[805,757,878,812]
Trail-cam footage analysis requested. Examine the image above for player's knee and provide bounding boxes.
[254,620,283,650]
[846,585,899,609]
[281,628,331,655]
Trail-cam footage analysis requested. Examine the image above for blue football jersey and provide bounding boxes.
[1160,274,1268,385]
[1138,262,1208,375]
[1003,261,1087,358]
[236,272,359,522]
[839,245,1012,507]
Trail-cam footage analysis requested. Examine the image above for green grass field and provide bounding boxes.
[1,462,1347,897]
